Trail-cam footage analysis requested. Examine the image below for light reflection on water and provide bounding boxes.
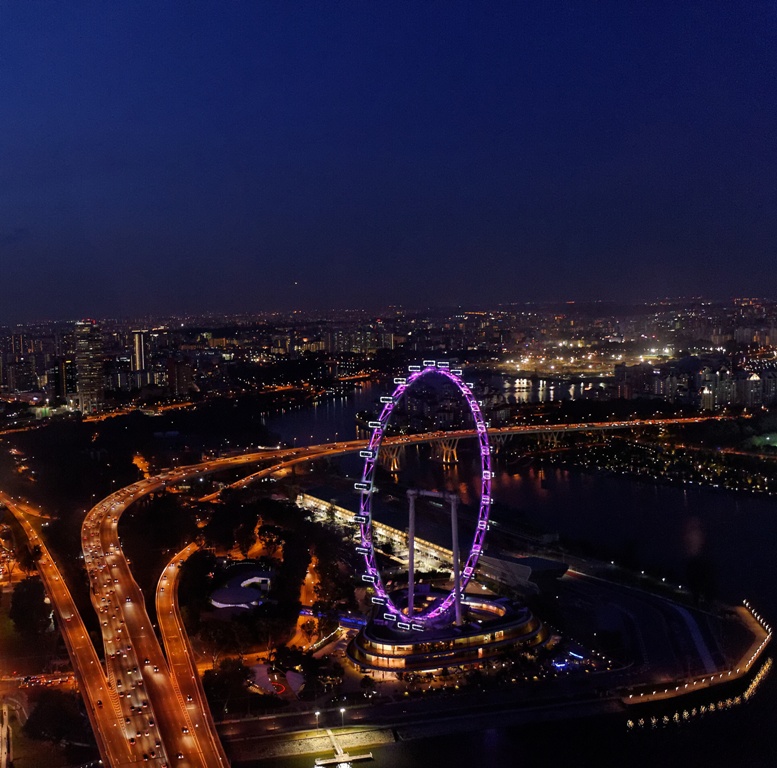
[243,382,777,768]
[505,378,585,403]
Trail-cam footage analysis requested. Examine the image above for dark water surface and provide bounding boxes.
[255,384,777,767]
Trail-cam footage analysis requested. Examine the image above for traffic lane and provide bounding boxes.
[2,497,135,768]
[86,500,173,765]
[86,500,197,764]
[90,490,211,767]
[100,559,187,764]
[156,548,229,766]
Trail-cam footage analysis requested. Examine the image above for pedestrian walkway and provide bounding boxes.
[313,728,373,765]
[325,728,344,756]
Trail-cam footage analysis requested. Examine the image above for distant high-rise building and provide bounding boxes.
[44,358,77,402]
[58,358,78,400]
[75,320,104,413]
[11,333,26,359]
[166,358,195,397]
[131,329,150,387]
[132,330,147,372]
[7,357,38,392]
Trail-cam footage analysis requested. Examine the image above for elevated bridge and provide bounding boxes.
[379,416,710,466]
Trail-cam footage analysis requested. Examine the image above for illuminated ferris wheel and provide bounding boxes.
[354,362,493,630]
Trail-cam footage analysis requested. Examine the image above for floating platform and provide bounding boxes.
[314,751,373,765]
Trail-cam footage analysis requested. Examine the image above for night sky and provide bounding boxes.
[1,2,775,322]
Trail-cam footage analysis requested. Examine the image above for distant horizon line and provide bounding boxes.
[1,295,774,328]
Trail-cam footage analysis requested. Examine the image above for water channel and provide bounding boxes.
[256,381,777,767]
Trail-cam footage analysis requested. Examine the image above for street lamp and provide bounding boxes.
[339,707,345,728]
[315,711,320,729]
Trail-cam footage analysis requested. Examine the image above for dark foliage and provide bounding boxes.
[23,689,93,745]
[10,576,50,636]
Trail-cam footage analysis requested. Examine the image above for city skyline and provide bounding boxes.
[2,2,776,323]
[2,7,776,759]
[1,294,773,328]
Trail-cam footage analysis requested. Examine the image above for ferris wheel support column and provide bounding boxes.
[407,490,417,617]
[450,494,462,626]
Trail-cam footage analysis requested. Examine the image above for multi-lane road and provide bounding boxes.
[2,416,712,766]
[0,491,135,767]
[156,543,226,763]
[83,481,228,767]
[79,445,346,766]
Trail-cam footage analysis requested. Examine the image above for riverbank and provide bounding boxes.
[230,726,395,763]
[219,557,770,766]
[227,698,627,765]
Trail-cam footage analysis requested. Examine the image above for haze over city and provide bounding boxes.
[3,6,777,768]
[2,2,776,323]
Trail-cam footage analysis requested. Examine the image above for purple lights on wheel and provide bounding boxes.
[355,363,493,628]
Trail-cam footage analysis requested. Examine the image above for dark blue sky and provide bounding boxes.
[1,2,775,322]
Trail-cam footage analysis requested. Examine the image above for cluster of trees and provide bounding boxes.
[542,397,693,425]
[179,492,358,671]
[668,407,777,448]
[201,489,263,556]
[23,689,94,747]
[200,493,358,615]
[119,490,199,602]
[202,657,288,717]
[274,646,344,701]
[177,549,219,633]
[178,547,299,658]
[7,419,142,518]
[202,658,255,717]
[310,525,357,611]
[2,394,285,522]
[9,576,51,636]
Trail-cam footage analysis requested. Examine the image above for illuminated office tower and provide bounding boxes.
[75,320,105,413]
[131,329,149,386]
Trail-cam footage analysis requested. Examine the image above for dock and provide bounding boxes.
[314,754,373,766]
[313,729,373,766]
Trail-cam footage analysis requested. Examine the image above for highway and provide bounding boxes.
[149,416,714,751]
[156,542,229,767]
[77,441,379,765]
[78,446,344,767]
[1,415,714,766]
[83,483,220,767]
[0,492,135,767]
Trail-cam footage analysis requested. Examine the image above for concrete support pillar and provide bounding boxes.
[407,490,416,617]
[381,444,403,473]
[450,495,462,626]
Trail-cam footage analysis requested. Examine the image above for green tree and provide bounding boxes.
[257,525,283,557]
[300,618,317,643]
[235,520,256,557]
[200,620,233,668]
[178,549,218,633]
[9,577,50,636]
[16,542,40,575]
[202,657,254,717]
[23,689,92,744]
